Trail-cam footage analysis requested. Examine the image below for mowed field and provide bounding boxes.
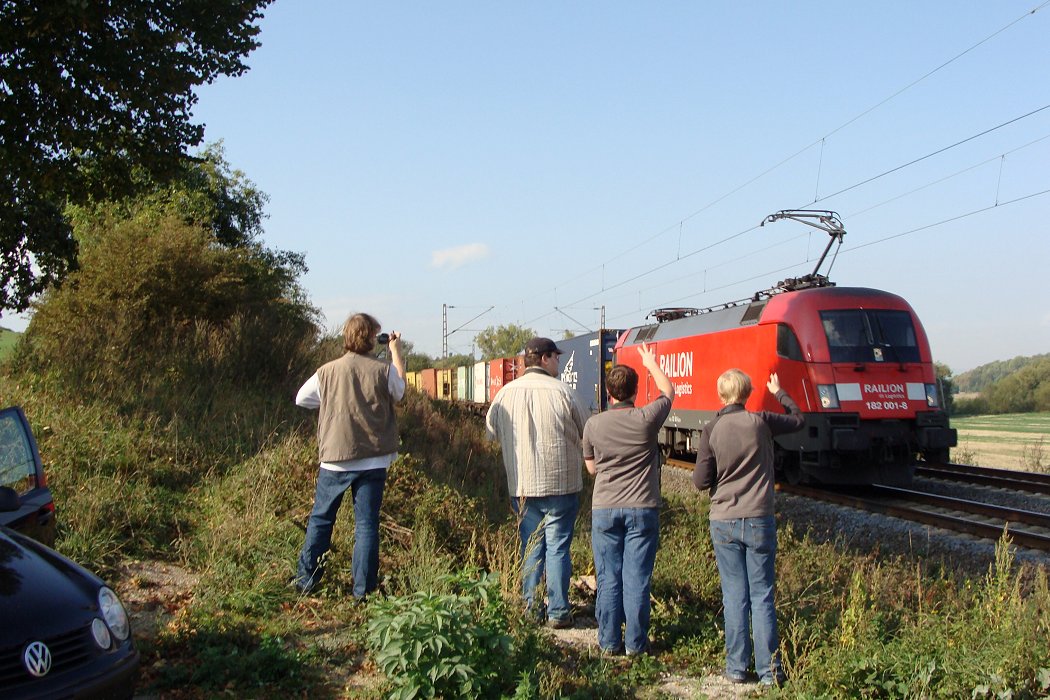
[951,412,1050,471]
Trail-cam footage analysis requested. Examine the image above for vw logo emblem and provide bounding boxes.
[23,641,52,677]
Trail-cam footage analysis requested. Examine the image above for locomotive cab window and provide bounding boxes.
[821,309,920,363]
[776,323,803,361]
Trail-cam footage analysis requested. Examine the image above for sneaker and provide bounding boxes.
[723,672,751,685]
[290,576,317,595]
[759,672,788,687]
[547,614,574,629]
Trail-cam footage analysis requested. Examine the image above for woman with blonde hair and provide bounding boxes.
[693,369,804,687]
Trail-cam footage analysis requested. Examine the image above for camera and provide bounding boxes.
[376,333,390,345]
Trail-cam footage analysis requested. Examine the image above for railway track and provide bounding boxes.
[777,482,1050,552]
[917,462,1050,496]
[666,457,1050,551]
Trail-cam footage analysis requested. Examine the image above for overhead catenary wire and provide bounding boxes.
[806,103,1050,206]
[522,105,1050,329]
[505,1,1050,314]
[473,4,1049,341]
[846,132,1050,219]
[604,186,1050,324]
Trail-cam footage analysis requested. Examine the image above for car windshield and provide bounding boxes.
[0,411,37,494]
[820,309,920,363]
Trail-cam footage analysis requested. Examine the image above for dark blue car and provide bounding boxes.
[0,406,55,546]
[0,406,139,698]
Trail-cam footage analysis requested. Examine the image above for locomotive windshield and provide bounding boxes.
[820,309,920,363]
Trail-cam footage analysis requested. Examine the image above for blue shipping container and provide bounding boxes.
[557,329,625,414]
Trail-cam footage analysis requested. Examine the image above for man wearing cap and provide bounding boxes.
[486,336,589,628]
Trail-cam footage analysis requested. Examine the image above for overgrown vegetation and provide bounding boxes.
[4,367,1050,697]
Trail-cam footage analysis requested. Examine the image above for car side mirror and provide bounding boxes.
[0,486,20,512]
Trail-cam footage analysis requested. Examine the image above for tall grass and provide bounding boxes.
[4,362,1048,697]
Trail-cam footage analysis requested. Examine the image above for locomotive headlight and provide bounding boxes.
[817,384,840,409]
[925,383,940,408]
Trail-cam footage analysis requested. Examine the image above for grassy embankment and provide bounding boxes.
[952,413,1050,471]
[2,370,1049,698]
[0,328,18,360]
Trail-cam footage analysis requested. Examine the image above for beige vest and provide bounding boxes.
[315,353,399,462]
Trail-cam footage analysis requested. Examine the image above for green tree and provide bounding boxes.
[935,362,955,415]
[474,324,535,361]
[954,354,1050,393]
[67,143,268,253]
[0,0,273,312]
[396,340,434,372]
[983,357,1050,414]
[435,353,475,369]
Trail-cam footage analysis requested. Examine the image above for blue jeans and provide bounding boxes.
[296,467,387,598]
[710,516,783,683]
[512,493,580,621]
[591,507,660,654]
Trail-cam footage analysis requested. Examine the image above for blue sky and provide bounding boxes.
[22,2,1050,373]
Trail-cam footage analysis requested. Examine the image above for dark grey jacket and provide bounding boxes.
[692,391,803,520]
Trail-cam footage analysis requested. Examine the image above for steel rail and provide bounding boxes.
[943,462,1050,485]
[917,464,1050,496]
[778,483,1050,551]
[665,457,1050,549]
[870,484,1050,530]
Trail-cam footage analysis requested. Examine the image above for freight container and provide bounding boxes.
[488,358,517,398]
[419,368,438,399]
[472,361,488,403]
[557,329,625,414]
[405,370,421,392]
[456,365,472,401]
[437,368,455,401]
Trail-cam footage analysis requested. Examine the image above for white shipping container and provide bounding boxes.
[456,365,471,401]
[473,361,488,403]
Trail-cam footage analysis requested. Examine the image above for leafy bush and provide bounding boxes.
[366,570,520,699]
[13,214,319,416]
[9,145,321,423]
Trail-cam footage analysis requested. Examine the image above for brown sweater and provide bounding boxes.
[692,391,803,520]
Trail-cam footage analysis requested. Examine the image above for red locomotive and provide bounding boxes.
[614,211,956,485]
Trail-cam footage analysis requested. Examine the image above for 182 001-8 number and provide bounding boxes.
[866,400,908,411]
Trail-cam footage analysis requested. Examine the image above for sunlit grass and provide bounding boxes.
[3,372,1048,697]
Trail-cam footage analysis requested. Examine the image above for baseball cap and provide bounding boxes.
[525,337,563,355]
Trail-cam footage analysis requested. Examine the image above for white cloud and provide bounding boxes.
[430,243,490,269]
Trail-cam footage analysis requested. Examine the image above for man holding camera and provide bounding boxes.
[293,313,405,599]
